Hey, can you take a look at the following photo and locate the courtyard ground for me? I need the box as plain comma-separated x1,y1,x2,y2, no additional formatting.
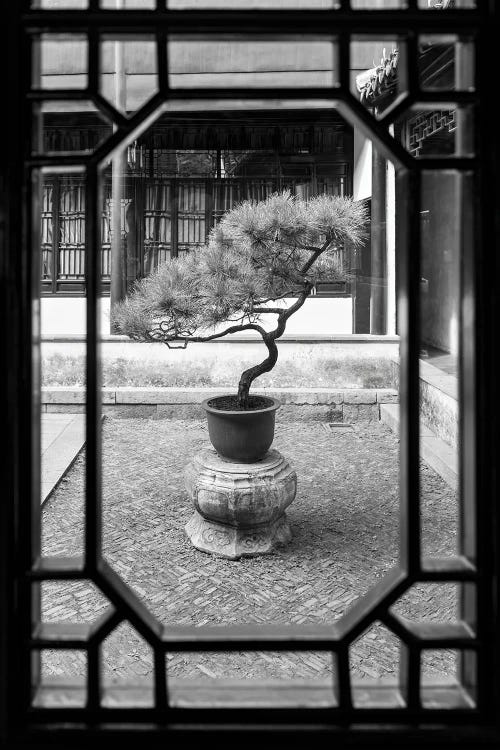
40,416,459,696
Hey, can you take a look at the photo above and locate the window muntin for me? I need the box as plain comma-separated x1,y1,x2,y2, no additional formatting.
11,0,491,740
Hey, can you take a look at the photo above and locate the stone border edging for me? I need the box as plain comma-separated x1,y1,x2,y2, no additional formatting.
41,414,86,505
418,360,458,401
41,386,399,422
42,386,399,405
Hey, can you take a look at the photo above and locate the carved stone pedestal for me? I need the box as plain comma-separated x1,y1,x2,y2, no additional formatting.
184,448,297,559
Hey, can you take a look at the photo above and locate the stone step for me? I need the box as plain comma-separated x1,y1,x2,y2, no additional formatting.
419,360,458,450
380,403,458,490
391,358,458,449
41,414,85,504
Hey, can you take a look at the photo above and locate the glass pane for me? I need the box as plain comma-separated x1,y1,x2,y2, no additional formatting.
34,651,87,708
421,650,476,709
40,580,109,623
419,171,470,562
101,0,156,6
399,105,474,158
167,37,337,88
165,652,336,708
351,0,407,7
419,35,475,91
392,583,459,622
100,36,158,117
167,0,338,7
34,0,88,6
418,0,476,8
351,38,406,119
101,623,155,706
350,622,403,708
35,167,87,552
33,34,88,90
33,101,113,156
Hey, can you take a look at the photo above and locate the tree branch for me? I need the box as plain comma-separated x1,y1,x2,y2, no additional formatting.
253,290,294,305
296,243,325,254
300,237,333,276
158,321,267,345
237,281,315,405
268,282,314,341
251,306,286,315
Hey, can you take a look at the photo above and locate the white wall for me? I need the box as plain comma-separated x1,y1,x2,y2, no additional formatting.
353,131,372,202
41,296,353,338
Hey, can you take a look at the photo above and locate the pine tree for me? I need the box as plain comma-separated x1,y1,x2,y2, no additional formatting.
113,191,368,408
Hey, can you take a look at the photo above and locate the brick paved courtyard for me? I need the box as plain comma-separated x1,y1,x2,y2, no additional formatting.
41,417,459,692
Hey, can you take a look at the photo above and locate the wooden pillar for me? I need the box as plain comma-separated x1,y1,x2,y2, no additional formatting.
110,13,126,328
125,200,137,292
370,146,387,334
110,154,126,309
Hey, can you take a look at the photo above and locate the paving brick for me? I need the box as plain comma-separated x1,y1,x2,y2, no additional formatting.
327,407,344,422
343,404,380,422
156,404,204,419
41,418,458,686
102,405,156,418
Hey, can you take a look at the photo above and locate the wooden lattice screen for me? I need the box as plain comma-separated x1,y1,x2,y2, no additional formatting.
1,1,499,747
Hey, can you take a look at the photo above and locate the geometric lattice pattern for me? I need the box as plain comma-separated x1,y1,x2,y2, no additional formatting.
26,0,480,726
407,110,456,156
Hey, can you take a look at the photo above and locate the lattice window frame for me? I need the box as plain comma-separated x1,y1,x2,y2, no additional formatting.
1,1,498,747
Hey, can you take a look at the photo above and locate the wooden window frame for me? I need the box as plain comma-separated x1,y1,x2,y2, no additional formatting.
1,2,499,747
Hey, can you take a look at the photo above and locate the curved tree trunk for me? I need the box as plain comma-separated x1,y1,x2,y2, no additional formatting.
237,335,278,408
236,284,314,408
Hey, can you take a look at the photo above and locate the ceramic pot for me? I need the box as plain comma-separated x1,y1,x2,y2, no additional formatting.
201,396,280,463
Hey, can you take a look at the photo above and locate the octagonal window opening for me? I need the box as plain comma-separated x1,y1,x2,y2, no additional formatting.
23,7,483,727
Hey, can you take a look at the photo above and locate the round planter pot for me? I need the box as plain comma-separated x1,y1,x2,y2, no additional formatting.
201,395,280,463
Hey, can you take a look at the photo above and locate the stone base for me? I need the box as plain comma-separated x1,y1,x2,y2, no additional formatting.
184,448,297,560
185,510,292,559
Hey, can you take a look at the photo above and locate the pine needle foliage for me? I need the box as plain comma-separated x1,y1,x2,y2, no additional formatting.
113,191,368,407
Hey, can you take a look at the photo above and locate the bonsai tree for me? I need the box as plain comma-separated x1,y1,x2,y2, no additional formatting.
113,191,368,408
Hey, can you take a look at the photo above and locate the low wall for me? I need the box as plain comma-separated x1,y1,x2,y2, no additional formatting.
41,386,399,422
41,336,400,390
